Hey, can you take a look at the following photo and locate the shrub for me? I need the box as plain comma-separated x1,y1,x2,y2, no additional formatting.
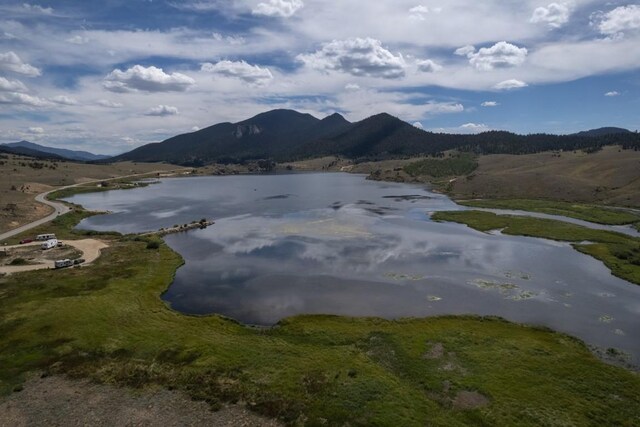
146,240,160,250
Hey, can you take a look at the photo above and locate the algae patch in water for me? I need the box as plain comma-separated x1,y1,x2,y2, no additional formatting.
469,279,540,301
384,272,425,281
599,315,614,323
504,270,532,280
507,290,539,301
469,279,519,293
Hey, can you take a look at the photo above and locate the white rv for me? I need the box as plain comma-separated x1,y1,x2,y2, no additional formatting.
36,233,56,241
54,259,73,269
41,239,58,250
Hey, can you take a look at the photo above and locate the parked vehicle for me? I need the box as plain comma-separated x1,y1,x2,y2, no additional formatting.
19,239,33,244
41,239,58,250
54,259,73,269
36,234,56,241
73,258,85,265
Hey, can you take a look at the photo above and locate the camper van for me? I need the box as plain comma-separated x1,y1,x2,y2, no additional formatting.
36,234,56,241
54,259,73,269
41,239,58,250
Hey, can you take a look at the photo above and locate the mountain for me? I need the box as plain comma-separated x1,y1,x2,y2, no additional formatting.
0,144,65,160
3,141,109,161
113,109,640,165
573,127,632,137
111,109,353,165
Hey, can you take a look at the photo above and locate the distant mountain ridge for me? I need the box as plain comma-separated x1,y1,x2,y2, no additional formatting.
573,127,632,137
111,109,640,165
3,141,109,161
0,143,65,160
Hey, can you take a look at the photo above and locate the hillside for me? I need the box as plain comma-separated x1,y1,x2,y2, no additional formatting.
0,153,179,234
574,127,632,137
112,109,640,166
3,141,109,161
450,146,640,206
0,144,65,160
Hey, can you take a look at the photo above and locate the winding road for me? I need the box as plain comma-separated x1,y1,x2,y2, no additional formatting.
0,169,188,243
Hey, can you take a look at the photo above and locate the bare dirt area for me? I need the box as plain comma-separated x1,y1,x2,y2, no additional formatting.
450,146,640,206
0,154,179,233
0,239,108,275
452,391,490,410
0,376,282,427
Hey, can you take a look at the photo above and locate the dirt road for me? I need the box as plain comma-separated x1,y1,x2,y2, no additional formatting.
0,169,189,243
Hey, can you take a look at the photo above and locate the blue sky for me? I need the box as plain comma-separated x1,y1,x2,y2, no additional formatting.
0,0,639,154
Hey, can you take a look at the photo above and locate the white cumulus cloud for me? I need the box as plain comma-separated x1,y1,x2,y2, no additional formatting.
96,99,123,108
454,45,476,56
430,123,491,134
103,65,195,93
201,60,273,85
145,105,180,116
212,32,245,45
28,126,44,134
252,0,303,17
417,59,442,73
481,101,499,107
412,121,424,129
530,3,570,28
0,76,28,92
66,35,89,45
460,123,489,132
0,51,41,77
409,5,430,20
464,41,528,71
595,5,640,37
494,79,528,90
22,3,53,14
604,91,620,97
51,95,78,105
0,92,49,107
297,37,406,79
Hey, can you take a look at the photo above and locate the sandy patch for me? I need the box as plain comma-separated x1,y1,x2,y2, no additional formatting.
0,376,282,427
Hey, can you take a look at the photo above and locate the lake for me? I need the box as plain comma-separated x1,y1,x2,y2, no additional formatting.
65,173,640,365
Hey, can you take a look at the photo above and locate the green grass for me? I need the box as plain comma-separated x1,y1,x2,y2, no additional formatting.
458,199,640,227
1,212,640,425
404,153,478,178
4,208,119,246
432,210,640,285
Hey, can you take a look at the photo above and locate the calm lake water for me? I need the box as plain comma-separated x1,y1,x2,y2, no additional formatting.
66,173,640,364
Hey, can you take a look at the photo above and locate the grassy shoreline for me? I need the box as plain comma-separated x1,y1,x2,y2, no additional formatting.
457,198,640,228
432,210,640,286
1,204,640,424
